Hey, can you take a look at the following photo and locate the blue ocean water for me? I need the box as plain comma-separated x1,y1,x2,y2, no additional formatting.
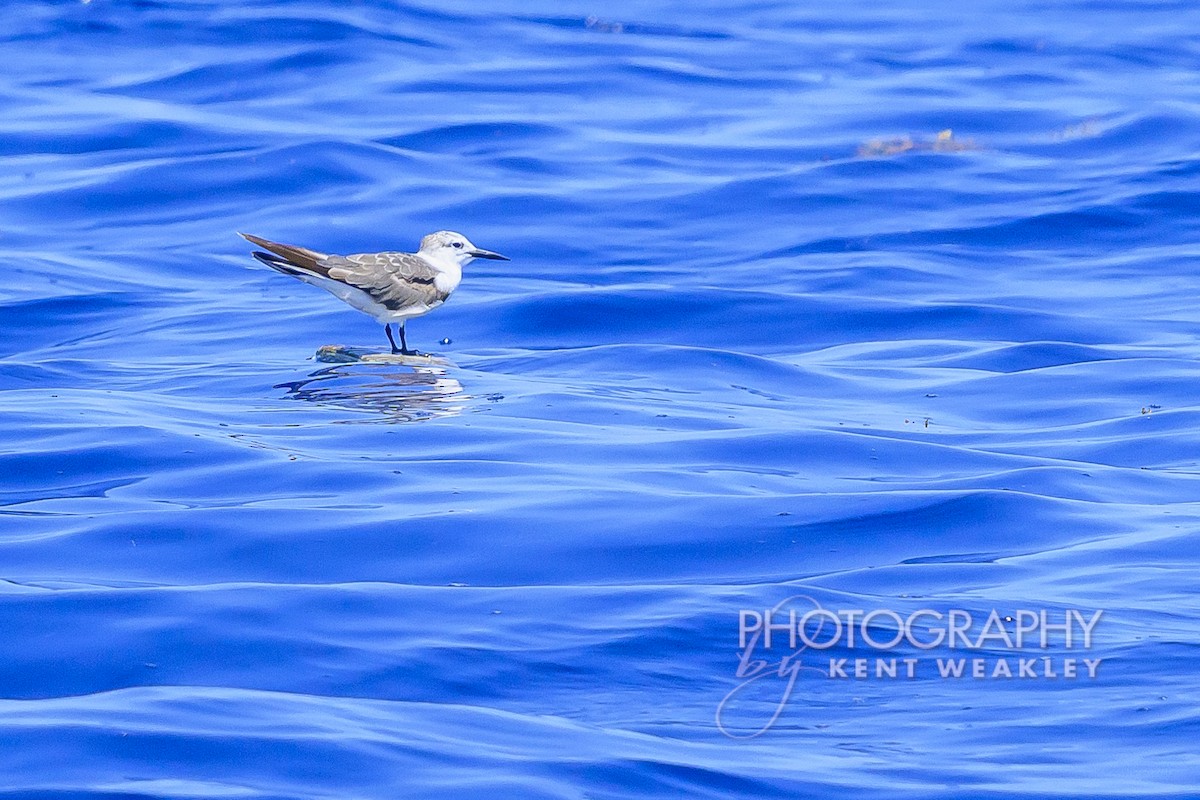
3,0,1200,796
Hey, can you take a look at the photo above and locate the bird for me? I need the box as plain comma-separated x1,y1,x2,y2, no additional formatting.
239,231,508,356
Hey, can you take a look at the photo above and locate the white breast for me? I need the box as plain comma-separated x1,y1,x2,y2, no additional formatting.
433,262,462,294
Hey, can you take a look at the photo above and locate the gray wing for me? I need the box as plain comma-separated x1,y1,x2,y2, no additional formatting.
321,251,448,309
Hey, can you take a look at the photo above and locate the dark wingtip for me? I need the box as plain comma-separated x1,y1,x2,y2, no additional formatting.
251,250,292,270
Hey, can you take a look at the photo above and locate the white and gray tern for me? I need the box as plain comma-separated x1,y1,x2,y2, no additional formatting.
239,231,509,355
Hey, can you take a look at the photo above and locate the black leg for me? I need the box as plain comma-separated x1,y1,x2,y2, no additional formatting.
397,322,419,356
383,322,420,356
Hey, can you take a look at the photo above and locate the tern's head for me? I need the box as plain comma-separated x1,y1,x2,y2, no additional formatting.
418,231,509,265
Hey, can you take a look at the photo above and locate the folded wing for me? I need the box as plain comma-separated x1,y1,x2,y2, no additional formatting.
240,233,447,312
328,252,448,310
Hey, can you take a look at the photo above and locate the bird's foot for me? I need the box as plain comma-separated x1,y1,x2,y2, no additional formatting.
391,347,424,357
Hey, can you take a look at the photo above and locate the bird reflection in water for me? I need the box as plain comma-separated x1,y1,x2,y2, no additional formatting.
275,346,468,422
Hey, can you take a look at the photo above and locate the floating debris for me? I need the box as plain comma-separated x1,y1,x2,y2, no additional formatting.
315,344,448,367
585,16,625,33
315,345,359,364
1051,118,1102,142
857,128,978,157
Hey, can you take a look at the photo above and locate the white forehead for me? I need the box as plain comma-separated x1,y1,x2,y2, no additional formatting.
420,230,471,250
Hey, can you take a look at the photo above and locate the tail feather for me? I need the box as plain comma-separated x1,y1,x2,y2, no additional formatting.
239,232,329,275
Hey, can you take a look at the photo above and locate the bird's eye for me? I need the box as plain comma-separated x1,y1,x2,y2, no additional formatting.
451,242,463,249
